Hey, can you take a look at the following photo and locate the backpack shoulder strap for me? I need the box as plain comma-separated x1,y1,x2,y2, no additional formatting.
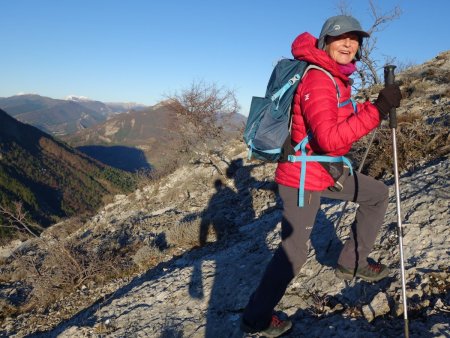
302,65,340,102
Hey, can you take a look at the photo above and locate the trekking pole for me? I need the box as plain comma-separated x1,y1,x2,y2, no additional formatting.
384,64,409,338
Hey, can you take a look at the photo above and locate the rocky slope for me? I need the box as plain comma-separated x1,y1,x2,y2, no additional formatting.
1,137,448,337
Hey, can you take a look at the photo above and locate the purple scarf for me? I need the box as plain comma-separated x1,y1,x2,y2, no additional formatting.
338,62,357,76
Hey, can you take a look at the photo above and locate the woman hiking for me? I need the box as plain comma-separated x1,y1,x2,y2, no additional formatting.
240,15,402,337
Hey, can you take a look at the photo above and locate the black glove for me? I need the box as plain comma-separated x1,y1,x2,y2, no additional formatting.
374,84,402,119
278,134,296,162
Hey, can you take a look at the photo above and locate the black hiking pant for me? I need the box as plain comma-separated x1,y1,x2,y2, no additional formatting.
242,172,389,330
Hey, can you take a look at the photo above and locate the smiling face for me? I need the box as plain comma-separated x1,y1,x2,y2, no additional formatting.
324,32,360,65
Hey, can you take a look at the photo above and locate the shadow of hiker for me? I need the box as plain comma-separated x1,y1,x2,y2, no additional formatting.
199,179,239,246
188,178,240,299
30,159,280,338
187,159,280,337
226,158,276,224
226,158,257,222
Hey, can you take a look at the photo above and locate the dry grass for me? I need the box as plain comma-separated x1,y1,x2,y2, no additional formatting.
166,219,204,249
305,289,331,317
2,237,118,312
132,243,166,270
400,59,450,100
0,231,143,320
351,111,449,178
166,214,226,249
405,81,432,99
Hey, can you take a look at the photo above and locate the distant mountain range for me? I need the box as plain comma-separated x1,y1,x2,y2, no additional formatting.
64,103,180,172
0,94,148,136
0,108,136,228
0,94,246,173
63,102,246,172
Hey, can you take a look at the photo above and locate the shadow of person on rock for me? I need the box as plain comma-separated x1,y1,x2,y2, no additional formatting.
187,159,280,337
199,179,238,246
226,158,276,225
188,178,239,300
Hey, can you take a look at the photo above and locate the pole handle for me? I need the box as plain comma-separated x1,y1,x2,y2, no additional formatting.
384,65,397,128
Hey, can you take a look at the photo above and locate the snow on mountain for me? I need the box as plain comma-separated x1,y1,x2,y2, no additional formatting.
65,95,92,102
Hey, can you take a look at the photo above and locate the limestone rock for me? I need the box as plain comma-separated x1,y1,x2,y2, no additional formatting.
362,292,391,322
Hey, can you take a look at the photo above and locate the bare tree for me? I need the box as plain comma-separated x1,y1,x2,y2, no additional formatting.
335,0,352,15
336,0,402,96
0,201,41,237
164,81,240,153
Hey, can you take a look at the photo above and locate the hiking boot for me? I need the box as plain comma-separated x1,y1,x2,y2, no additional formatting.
240,314,292,337
335,262,390,282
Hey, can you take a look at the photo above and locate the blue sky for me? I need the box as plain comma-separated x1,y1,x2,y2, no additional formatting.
1,0,449,115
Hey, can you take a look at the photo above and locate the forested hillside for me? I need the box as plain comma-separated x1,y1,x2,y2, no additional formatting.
0,109,136,234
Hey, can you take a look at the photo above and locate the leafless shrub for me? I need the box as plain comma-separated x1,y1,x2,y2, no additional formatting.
394,60,417,74
305,289,330,317
41,216,87,241
351,112,449,178
438,70,450,85
164,81,240,153
429,272,450,295
0,202,42,238
0,218,135,316
166,220,202,249
9,236,118,311
442,87,450,99
135,168,157,188
426,67,450,84
93,321,117,335
418,68,450,86
398,63,450,100
0,298,20,319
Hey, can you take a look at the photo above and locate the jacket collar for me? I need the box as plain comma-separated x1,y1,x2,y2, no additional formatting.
291,32,351,83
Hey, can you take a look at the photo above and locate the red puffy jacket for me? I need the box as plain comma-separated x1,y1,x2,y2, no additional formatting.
275,32,380,190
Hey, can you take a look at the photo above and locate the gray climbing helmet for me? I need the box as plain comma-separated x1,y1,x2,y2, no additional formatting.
318,15,370,60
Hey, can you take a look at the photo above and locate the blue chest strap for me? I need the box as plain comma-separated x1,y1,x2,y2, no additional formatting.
287,135,353,207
